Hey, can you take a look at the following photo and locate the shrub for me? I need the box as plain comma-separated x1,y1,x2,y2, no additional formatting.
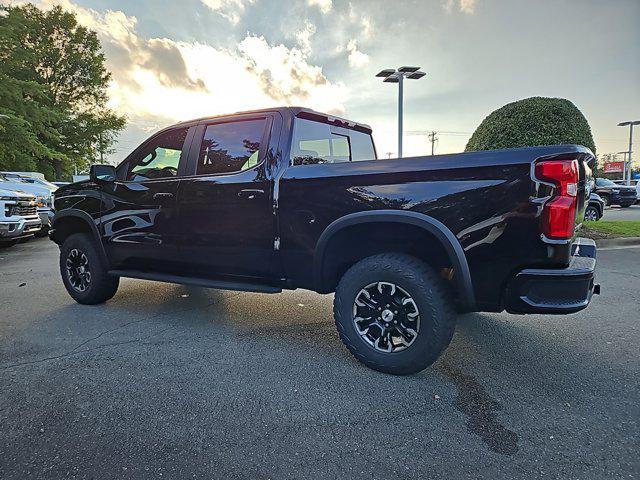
465,97,596,153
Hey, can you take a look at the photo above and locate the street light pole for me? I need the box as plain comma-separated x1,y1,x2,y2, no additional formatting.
618,120,640,185
398,75,403,158
376,66,426,158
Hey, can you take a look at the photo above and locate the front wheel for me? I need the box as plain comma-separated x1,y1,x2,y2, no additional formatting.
60,233,119,305
334,253,456,375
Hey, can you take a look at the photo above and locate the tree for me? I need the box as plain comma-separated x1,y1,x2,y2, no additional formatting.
0,3,125,179
465,97,596,154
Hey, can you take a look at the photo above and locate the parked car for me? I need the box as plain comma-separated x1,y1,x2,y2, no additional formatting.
50,107,599,375
593,177,636,207
0,188,41,247
584,193,605,221
0,173,55,233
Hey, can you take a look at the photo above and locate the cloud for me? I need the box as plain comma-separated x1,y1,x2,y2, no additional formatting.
346,39,369,68
30,0,347,124
443,0,478,15
348,2,373,38
239,35,345,111
35,0,205,93
308,0,332,14
459,0,477,14
295,20,316,55
200,0,255,25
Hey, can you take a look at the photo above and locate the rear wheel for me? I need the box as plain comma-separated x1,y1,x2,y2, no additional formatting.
334,253,456,375
60,233,119,304
601,195,611,207
584,206,600,221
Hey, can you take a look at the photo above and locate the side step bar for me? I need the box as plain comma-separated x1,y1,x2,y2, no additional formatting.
108,270,282,294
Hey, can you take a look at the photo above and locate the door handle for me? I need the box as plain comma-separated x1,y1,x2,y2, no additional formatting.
153,192,174,205
153,192,174,199
238,189,265,200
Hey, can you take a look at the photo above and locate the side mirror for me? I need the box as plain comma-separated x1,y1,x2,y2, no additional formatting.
89,164,117,182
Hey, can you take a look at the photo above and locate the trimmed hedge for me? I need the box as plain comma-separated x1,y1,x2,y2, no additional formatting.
465,97,596,153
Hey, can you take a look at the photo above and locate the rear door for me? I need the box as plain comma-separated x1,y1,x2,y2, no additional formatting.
176,113,280,280
102,125,195,272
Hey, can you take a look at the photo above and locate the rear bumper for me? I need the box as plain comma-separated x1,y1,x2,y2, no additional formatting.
504,238,599,314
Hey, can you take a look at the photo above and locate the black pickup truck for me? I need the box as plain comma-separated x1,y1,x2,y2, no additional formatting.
51,107,599,374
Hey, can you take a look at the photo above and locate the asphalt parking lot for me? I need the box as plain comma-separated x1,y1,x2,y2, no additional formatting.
603,203,640,221
1,238,638,480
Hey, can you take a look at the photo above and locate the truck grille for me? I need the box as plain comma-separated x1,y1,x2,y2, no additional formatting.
9,203,37,217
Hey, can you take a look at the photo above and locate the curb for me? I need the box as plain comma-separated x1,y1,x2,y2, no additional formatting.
595,237,640,248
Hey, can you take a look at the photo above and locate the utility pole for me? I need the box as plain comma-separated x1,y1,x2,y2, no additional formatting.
618,120,640,185
427,131,438,155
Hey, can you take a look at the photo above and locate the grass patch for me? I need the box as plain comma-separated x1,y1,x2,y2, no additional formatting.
583,220,640,238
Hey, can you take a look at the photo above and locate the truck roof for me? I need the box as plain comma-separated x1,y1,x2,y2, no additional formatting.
177,106,373,134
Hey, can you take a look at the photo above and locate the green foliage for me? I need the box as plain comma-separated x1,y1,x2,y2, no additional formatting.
584,221,640,238
0,3,125,180
465,97,596,154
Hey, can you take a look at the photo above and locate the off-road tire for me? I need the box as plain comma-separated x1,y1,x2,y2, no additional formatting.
334,253,456,375
60,233,119,305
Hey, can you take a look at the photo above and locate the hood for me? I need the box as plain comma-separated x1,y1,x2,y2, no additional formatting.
0,179,51,197
0,188,36,201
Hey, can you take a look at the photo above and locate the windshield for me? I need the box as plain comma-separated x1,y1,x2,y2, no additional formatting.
21,177,57,189
596,178,617,187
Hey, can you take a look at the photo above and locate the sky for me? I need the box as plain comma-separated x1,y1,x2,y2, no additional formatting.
20,0,640,164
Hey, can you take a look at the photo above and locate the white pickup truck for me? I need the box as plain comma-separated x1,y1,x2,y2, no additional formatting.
0,188,41,248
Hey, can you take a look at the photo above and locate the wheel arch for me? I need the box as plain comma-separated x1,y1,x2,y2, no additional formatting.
313,210,476,311
50,210,107,260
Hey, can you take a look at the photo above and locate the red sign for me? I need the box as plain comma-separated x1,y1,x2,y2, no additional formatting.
604,161,624,173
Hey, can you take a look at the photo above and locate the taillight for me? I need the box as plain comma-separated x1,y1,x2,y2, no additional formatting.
535,159,579,240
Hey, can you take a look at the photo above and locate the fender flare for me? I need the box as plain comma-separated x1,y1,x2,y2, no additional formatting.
313,210,476,311
51,209,108,260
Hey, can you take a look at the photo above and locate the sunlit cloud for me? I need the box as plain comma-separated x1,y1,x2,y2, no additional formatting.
347,2,373,38
346,39,369,68
30,0,347,127
200,0,255,24
308,0,332,14
443,0,478,15
295,20,316,55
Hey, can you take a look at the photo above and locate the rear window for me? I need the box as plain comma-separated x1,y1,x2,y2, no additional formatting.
290,118,375,166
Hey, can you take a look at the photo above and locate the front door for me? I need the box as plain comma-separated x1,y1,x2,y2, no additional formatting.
102,125,194,273
177,116,277,280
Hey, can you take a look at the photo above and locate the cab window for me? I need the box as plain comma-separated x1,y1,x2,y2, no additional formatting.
196,119,267,175
126,127,189,181
290,118,375,165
